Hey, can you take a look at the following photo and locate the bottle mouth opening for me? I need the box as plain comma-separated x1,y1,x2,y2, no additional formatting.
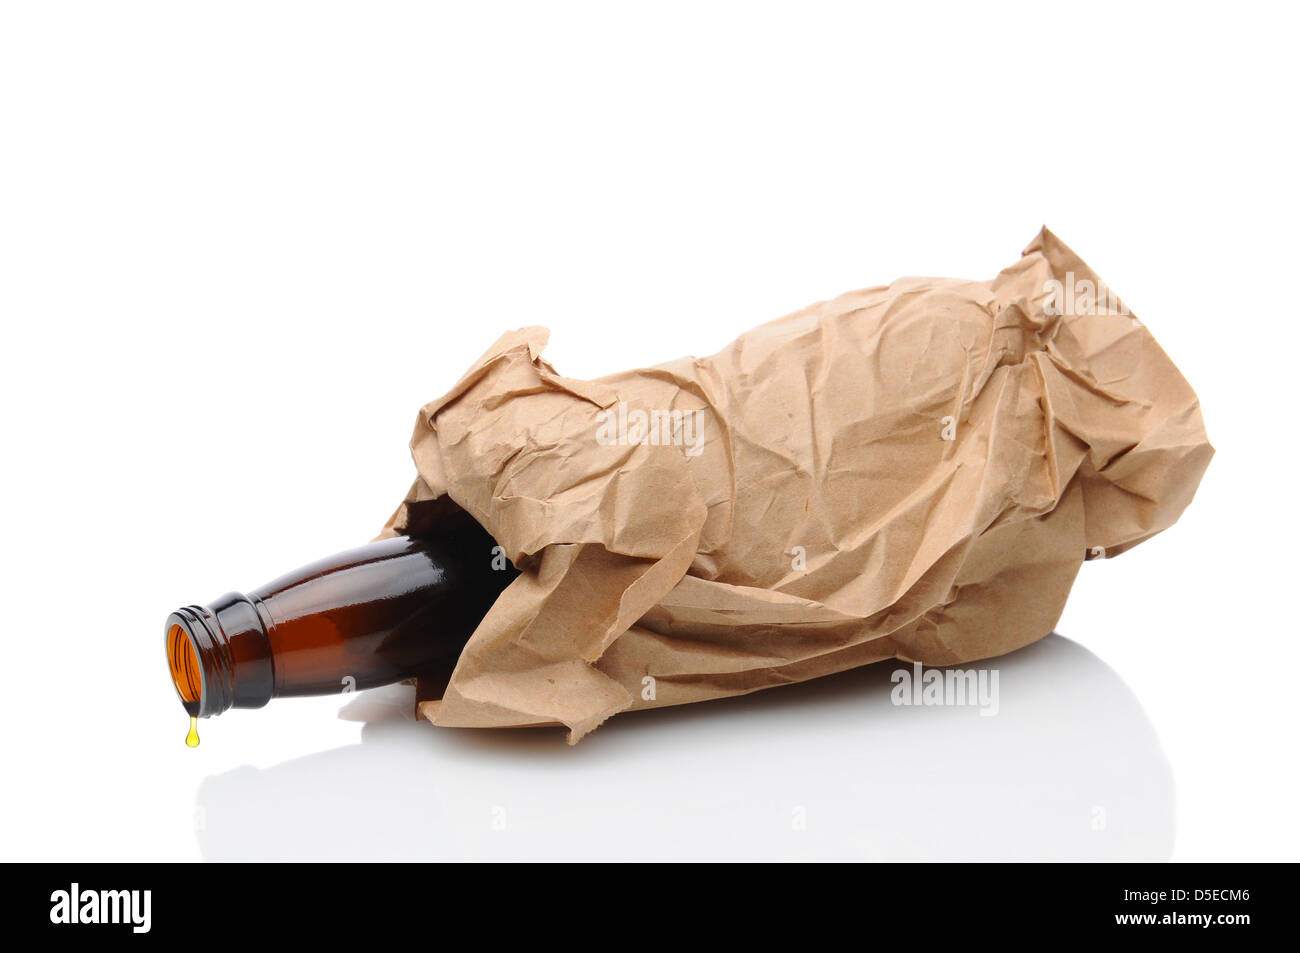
167,622,202,715
166,599,270,717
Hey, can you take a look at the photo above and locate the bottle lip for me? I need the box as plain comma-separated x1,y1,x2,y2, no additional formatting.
165,594,274,717
165,607,233,717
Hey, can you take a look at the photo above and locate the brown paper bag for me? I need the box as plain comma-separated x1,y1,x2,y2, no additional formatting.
381,227,1212,743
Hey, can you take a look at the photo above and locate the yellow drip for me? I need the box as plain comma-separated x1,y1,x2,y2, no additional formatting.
185,715,200,748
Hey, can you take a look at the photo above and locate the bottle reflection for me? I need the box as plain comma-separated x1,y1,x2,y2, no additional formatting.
195,634,1175,861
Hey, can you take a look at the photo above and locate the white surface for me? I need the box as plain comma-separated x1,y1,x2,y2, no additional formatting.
0,1,1295,861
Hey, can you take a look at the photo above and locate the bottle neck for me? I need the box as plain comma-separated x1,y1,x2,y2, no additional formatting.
166,593,275,717
164,529,518,719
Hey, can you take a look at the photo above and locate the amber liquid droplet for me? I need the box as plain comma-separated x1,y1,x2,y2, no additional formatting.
185,715,200,748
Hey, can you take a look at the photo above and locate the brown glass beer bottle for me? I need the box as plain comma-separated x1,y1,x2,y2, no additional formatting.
164,517,516,732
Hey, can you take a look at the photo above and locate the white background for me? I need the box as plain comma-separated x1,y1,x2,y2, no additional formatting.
1,1,1296,861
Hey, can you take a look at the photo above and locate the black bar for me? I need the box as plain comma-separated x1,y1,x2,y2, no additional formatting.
7,862,1282,940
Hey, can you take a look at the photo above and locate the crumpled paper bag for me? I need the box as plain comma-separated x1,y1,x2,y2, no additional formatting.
381,227,1212,743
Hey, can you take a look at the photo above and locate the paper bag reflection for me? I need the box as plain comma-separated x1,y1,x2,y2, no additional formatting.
195,634,1173,860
